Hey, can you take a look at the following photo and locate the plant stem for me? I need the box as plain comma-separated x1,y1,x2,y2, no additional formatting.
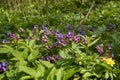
46,0,49,26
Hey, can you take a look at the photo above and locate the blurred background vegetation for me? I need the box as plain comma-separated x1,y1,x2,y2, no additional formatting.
0,0,120,76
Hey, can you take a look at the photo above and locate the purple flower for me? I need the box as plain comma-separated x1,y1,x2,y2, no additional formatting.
34,25,38,29
67,24,73,31
52,42,57,48
82,38,86,44
106,44,112,50
46,56,51,61
57,55,62,60
97,44,104,54
74,35,80,42
7,32,11,37
40,57,46,61
42,25,48,35
32,25,38,35
67,31,74,38
28,36,32,40
18,28,24,32
2,39,10,44
56,30,60,36
58,40,67,46
90,26,94,32
81,31,86,36
42,35,48,44
50,30,54,35
108,23,116,29
0,62,8,73
51,55,57,61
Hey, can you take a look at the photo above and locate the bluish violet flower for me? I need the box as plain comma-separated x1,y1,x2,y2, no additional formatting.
57,55,62,60
2,39,10,44
90,26,94,32
7,32,11,37
42,35,48,44
67,24,73,31
34,25,38,29
50,30,54,35
46,45,51,50
58,40,67,46
40,57,46,61
52,42,57,48
56,30,60,36
97,44,104,54
51,55,57,61
0,62,8,73
106,44,112,50
67,31,74,42
18,27,24,32
74,35,80,42
32,25,38,35
81,31,86,36
108,23,116,29
28,36,32,40
46,56,51,62
42,25,48,35
82,38,86,44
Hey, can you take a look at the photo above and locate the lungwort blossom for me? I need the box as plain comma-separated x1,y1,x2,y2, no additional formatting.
97,44,104,54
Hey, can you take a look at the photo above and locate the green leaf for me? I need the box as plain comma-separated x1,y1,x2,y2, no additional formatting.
105,71,109,79
55,68,64,80
28,48,40,62
63,67,81,80
83,72,92,78
41,61,54,68
22,48,29,59
20,76,32,80
29,40,35,48
18,66,39,78
88,37,101,47
46,67,56,80
59,50,67,58
37,63,45,77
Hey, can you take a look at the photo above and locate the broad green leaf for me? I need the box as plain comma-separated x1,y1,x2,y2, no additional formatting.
22,48,29,59
29,39,35,48
63,67,81,80
46,67,56,80
37,63,45,77
83,72,92,78
59,50,67,58
41,61,54,68
55,68,64,80
18,66,39,78
20,76,32,80
28,49,40,62
105,71,109,79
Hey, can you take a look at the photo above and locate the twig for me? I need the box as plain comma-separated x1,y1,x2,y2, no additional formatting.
79,0,95,25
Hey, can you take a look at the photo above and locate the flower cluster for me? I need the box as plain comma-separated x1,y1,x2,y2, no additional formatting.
0,62,8,73
40,55,62,62
7,32,20,40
